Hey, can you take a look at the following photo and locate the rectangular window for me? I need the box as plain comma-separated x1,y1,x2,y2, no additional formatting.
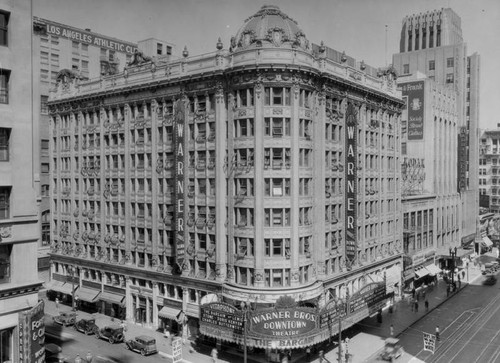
0,70,10,104
446,73,454,84
447,57,454,68
157,43,162,55
41,163,49,173
41,95,49,114
0,11,9,46
0,128,9,161
428,60,435,71
403,64,409,74
0,187,10,219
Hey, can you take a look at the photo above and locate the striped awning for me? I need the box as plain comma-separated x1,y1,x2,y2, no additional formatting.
158,306,181,320
99,291,125,306
46,281,75,295
75,287,100,303
425,264,441,276
414,267,430,279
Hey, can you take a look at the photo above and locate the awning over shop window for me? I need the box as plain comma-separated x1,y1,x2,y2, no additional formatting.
99,291,125,306
75,287,100,303
46,281,75,295
425,264,441,276
482,236,493,247
414,267,430,279
158,306,181,320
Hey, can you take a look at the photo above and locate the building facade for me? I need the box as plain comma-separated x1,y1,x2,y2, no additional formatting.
32,17,175,280
398,74,460,288
479,130,500,214
48,5,404,350
0,0,44,362
393,8,480,247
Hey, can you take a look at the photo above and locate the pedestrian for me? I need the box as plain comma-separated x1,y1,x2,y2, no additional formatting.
458,275,462,289
415,301,419,312
85,351,93,363
120,320,127,332
446,285,450,297
412,287,416,299
211,348,218,363
425,299,429,312
306,347,311,362
74,354,82,363
423,289,427,300
436,325,440,341
410,299,414,312
55,297,60,309
390,324,394,336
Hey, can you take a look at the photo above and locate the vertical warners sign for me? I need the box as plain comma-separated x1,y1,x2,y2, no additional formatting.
402,81,425,140
345,103,357,266
174,99,186,269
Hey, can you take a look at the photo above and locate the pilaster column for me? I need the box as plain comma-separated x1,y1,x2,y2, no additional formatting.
152,282,159,328
125,277,133,321
253,78,264,287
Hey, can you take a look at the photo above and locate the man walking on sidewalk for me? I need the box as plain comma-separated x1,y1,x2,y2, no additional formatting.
436,325,440,341
425,300,429,312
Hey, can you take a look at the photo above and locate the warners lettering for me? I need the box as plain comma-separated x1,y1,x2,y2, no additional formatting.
344,103,358,265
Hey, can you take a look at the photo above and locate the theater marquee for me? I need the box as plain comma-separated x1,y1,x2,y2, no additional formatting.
199,288,390,349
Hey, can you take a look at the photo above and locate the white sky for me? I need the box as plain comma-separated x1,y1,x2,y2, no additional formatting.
34,0,500,129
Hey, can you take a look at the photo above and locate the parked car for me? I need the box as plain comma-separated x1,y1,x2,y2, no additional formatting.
125,335,158,356
94,325,124,344
74,318,97,335
53,312,77,327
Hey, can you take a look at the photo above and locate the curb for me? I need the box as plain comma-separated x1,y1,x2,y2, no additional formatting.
396,274,482,338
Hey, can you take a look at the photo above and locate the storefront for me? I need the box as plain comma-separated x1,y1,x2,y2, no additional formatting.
46,280,76,305
158,302,184,335
99,290,125,319
74,286,100,314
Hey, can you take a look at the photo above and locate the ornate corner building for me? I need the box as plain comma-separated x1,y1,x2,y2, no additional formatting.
48,5,404,344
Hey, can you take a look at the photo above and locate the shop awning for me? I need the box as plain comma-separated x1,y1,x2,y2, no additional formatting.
425,264,441,276
482,236,493,247
99,291,125,305
414,267,430,279
158,306,181,320
46,281,75,295
75,287,100,303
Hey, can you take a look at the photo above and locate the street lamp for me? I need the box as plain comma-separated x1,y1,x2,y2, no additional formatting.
240,302,248,363
69,266,76,311
449,247,457,286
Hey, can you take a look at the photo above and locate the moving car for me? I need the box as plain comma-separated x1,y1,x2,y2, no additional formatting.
53,312,77,327
125,335,158,356
380,337,403,361
483,275,497,286
74,318,97,335
94,325,125,344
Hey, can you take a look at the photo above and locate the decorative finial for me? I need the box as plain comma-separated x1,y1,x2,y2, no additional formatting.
216,37,223,50
360,60,366,71
319,41,325,54
182,46,189,58
341,51,347,63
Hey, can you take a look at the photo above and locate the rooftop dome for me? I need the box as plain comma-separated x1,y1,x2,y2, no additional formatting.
230,5,310,52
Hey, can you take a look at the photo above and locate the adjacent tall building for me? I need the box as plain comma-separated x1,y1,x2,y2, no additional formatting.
479,129,500,214
393,8,480,247
48,5,404,352
32,17,174,280
393,8,480,287
0,1,44,362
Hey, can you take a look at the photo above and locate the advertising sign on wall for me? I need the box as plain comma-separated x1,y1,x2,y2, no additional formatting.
402,81,425,140
19,300,45,363
457,127,468,192
345,102,358,266
199,302,244,341
40,19,137,55
173,99,187,270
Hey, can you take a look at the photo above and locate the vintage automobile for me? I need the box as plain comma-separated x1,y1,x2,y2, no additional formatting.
483,275,497,286
53,312,77,327
94,325,125,344
74,318,97,335
125,335,158,356
380,337,404,361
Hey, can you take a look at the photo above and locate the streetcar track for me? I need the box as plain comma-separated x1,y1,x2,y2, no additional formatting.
432,292,500,362
474,328,500,363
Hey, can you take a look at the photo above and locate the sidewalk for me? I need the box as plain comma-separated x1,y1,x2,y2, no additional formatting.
42,290,273,363
316,265,484,363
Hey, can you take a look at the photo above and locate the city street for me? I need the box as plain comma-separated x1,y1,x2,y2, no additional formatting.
364,272,500,362
45,317,168,363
